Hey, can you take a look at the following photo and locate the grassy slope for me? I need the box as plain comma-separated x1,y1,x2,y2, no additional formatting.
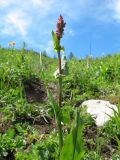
0,48,120,159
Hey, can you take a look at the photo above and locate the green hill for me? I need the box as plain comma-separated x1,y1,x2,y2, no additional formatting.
0,48,120,159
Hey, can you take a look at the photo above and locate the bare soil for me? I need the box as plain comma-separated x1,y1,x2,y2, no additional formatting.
24,79,47,103
24,79,58,103
84,124,117,159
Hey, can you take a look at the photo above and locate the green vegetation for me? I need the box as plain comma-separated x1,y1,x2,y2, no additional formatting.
0,46,120,159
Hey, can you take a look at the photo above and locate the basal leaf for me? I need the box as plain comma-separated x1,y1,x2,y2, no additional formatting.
60,110,85,160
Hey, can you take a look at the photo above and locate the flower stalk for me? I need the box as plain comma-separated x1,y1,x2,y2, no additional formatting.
57,48,63,151
52,15,66,152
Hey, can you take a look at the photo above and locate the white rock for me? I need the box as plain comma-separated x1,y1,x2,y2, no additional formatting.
81,100,117,126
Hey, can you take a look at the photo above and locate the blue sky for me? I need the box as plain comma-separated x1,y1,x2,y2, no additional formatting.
1,0,120,58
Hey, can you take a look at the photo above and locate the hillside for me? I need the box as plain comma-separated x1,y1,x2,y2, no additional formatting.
0,48,120,159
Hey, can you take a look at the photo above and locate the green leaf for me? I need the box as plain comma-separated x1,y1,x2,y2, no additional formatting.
61,106,72,124
60,110,85,160
61,111,70,124
51,31,59,52
51,31,64,53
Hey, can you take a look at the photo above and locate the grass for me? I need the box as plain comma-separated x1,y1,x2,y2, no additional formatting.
0,47,120,159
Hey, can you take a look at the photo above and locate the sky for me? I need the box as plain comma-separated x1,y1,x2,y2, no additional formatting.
1,0,120,58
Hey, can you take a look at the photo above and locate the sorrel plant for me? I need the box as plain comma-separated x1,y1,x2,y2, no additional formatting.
51,15,66,151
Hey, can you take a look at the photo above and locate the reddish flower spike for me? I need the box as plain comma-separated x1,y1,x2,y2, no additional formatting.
56,15,66,40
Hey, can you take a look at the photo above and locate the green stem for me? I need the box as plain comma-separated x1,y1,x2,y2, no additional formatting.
57,111,63,151
72,111,79,160
58,51,62,107
57,49,63,151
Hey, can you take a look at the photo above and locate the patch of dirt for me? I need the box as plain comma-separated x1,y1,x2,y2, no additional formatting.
24,80,58,103
84,124,118,159
24,79,47,103
84,124,97,150
84,125,97,140
16,113,55,134
101,144,115,160
34,118,55,134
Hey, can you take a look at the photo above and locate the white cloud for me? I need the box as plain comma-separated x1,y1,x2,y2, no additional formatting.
92,0,120,23
1,10,30,37
111,0,120,22
1,0,120,51
0,0,12,6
